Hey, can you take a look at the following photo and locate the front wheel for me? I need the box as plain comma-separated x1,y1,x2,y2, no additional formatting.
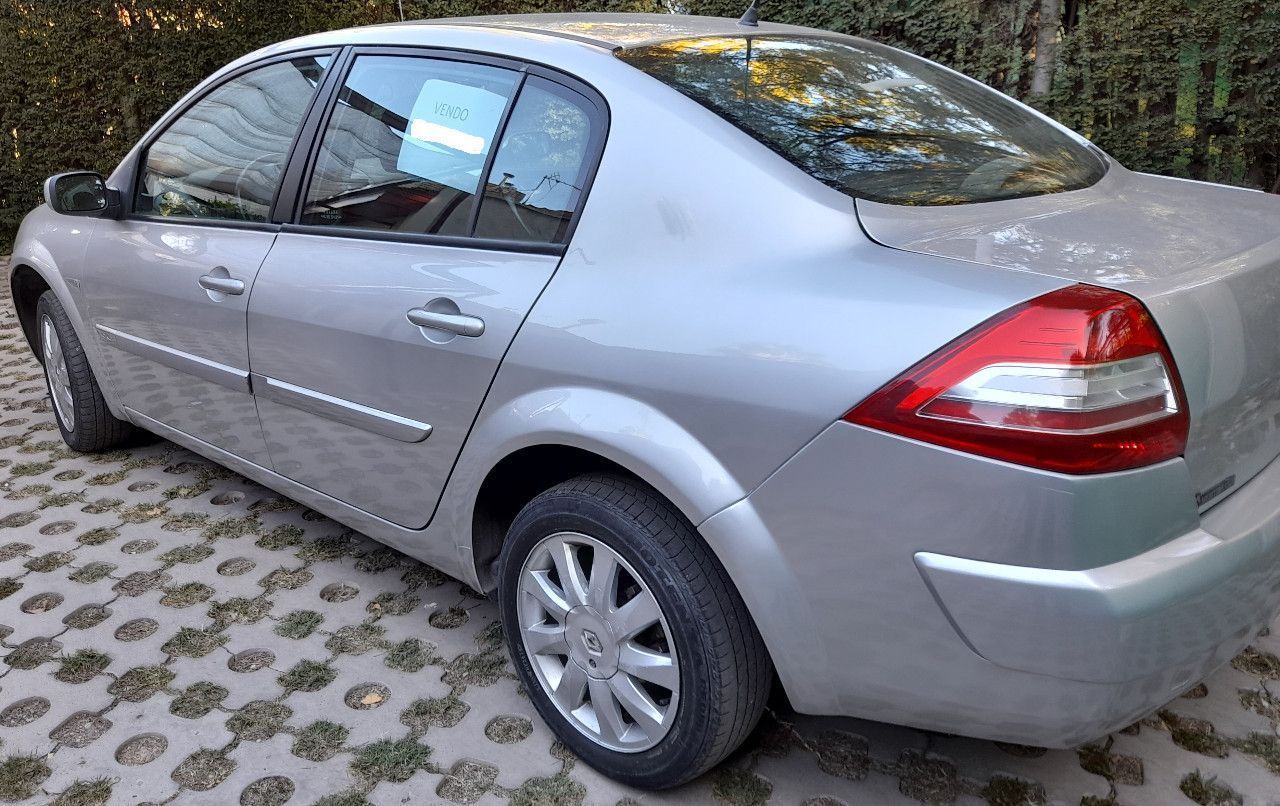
498,474,770,789
35,290,134,452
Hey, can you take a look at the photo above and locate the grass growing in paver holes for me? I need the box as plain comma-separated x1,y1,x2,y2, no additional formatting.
1228,732,1280,773
0,754,52,801
350,738,432,783
162,627,228,658
274,609,324,639
54,650,110,683
160,582,215,607
226,701,292,742
278,659,337,693
50,778,112,806
1180,770,1243,805
384,637,436,672
400,694,469,733
109,665,174,702
170,681,229,719
293,721,350,761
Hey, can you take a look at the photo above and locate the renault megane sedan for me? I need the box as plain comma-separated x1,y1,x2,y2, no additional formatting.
10,12,1280,789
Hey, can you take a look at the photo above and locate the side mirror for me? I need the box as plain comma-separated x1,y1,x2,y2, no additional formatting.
43,172,122,219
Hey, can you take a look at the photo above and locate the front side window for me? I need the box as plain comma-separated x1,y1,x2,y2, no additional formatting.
137,55,330,221
618,36,1106,206
301,56,519,234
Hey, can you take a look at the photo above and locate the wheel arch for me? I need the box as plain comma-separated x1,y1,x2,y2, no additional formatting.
9,263,53,360
457,386,750,592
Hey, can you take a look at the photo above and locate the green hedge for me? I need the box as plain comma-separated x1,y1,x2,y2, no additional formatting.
2,1,1276,250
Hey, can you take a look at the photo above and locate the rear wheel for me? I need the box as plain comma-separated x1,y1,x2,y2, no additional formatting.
498,473,770,788
35,290,134,452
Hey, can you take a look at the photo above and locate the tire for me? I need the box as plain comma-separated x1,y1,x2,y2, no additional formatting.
498,473,771,789
35,290,134,452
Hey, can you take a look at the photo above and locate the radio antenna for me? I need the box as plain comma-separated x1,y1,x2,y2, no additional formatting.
739,0,760,27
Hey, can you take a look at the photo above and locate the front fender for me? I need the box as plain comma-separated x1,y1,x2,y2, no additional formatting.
8,207,123,418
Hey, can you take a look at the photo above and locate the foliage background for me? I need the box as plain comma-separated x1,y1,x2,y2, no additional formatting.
2,0,1277,249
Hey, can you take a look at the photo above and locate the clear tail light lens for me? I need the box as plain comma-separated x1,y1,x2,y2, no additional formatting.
844,284,1190,474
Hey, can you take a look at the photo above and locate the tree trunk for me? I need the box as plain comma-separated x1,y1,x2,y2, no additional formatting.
1031,0,1062,96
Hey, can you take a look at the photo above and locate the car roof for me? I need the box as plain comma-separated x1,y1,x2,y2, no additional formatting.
366,12,819,50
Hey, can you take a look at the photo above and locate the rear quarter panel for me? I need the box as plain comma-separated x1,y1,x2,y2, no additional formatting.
451,50,1070,544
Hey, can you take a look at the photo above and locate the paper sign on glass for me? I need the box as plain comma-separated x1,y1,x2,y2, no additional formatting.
396,79,506,191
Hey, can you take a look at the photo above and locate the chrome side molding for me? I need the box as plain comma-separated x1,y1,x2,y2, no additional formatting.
250,373,432,444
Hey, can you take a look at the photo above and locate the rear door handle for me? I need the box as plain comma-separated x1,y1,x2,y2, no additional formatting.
198,274,245,296
406,307,485,338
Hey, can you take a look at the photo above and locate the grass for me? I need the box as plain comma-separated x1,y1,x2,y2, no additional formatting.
367,591,420,617
158,543,215,565
109,665,175,702
171,749,235,792
350,738,432,784
208,595,272,625
259,567,312,591
256,524,304,550
293,721,350,761
278,660,337,693
1159,710,1231,757
273,610,323,639
50,778,112,806
442,652,508,687
0,577,21,600
170,681,229,719
54,650,111,683
1231,646,1280,679
23,551,73,572
325,623,387,656
400,694,469,733
239,775,294,806
200,516,261,540
1228,732,1280,773
75,527,118,546
160,582,215,608
162,627,228,658
384,638,436,672
68,562,115,583
226,701,293,742
0,754,52,801
510,774,589,806
118,502,169,523
1179,770,1243,805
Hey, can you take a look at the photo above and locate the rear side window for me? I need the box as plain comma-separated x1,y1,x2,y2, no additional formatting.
474,77,597,244
137,55,330,221
618,36,1107,206
300,56,520,235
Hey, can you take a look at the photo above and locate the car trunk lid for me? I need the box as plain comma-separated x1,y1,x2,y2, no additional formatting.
856,165,1280,511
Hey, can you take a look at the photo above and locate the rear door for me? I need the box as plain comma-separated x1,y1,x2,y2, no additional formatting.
84,52,334,465
248,50,605,528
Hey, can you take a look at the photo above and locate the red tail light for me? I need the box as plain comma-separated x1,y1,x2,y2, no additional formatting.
844,284,1190,474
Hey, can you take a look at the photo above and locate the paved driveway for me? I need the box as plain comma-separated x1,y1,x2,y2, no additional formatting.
1,262,1279,805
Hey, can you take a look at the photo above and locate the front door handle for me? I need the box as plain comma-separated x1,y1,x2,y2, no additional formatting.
406,307,485,338
198,274,245,296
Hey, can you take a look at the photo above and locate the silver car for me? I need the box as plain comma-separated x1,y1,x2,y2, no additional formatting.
9,11,1280,789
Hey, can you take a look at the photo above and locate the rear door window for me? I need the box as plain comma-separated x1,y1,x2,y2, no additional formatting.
300,56,519,235
473,77,598,244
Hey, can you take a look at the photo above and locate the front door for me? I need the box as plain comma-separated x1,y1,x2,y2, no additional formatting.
248,53,604,528
83,54,333,465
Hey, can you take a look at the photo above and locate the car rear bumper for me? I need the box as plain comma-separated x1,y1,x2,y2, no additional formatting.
699,421,1280,747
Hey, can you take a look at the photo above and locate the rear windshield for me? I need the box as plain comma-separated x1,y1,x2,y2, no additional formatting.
617,35,1107,206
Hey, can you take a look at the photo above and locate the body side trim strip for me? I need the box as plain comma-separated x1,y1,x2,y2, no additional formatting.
251,373,432,444
94,324,250,393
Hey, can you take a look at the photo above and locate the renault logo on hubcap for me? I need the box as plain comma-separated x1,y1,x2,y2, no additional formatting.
581,629,604,654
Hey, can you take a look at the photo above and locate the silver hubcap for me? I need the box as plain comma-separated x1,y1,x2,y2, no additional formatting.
40,315,74,432
517,532,680,752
